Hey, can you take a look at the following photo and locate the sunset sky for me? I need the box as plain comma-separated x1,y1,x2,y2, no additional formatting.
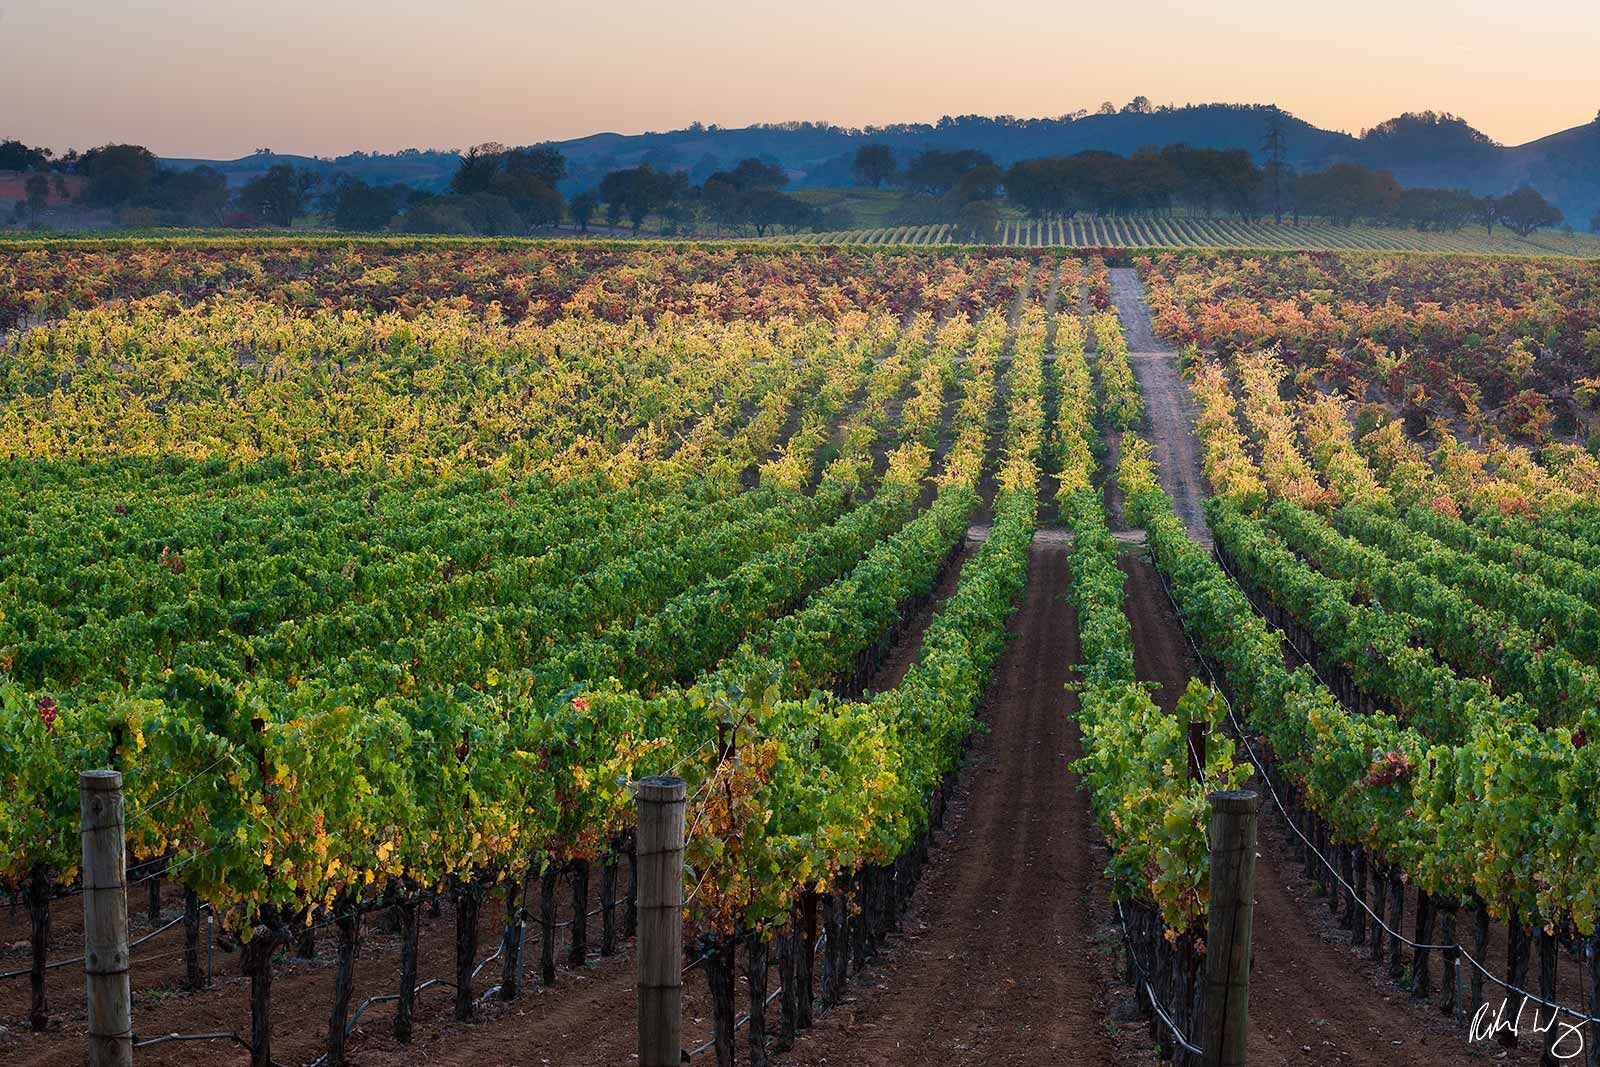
3,0,1596,158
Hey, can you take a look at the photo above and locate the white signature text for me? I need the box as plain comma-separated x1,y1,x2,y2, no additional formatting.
1469,996,1586,1060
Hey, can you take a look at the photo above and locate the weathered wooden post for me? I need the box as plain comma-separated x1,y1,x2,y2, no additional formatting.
80,770,132,1067
1201,789,1259,1067
636,775,686,1067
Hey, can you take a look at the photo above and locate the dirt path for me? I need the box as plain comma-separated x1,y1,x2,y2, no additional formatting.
1108,267,1210,543
773,539,1132,1067
1107,267,1162,353
1242,812,1492,1067
1118,555,1192,716
866,541,978,695
1118,550,1476,1067
1108,270,1506,1066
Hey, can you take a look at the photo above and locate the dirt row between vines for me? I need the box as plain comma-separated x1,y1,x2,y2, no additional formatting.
1110,264,1517,1066
1110,266,1209,544
770,538,1142,1067
1120,556,1476,1067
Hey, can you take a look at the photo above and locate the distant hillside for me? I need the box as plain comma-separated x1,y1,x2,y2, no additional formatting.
547,105,1353,189
159,105,1600,228
548,106,1600,226
158,149,461,191
1504,123,1600,230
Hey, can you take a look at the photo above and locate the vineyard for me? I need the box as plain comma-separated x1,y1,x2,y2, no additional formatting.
1126,248,1600,1065
776,218,1600,257
3,237,1600,1067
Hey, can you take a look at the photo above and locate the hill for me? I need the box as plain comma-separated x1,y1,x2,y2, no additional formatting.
158,148,461,191
157,105,1600,228
547,105,1353,189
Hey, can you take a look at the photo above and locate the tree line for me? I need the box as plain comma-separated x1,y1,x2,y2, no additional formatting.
0,139,574,233
851,142,1573,238
0,138,838,237
2,134,1582,238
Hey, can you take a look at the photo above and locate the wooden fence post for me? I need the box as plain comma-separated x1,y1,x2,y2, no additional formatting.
80,769,132,1067
636,775,686,1067
1202,789,1259,1067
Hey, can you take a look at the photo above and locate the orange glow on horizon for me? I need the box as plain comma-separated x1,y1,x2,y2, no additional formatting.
3,0,1596,157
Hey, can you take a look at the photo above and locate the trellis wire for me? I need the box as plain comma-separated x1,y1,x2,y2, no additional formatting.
0,872,195,980
1150,541,1600,1028
13,760,225,913
1208,549,1600,1018
123,753,232,828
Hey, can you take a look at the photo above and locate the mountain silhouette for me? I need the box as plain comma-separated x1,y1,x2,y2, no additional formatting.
161,105,1600,227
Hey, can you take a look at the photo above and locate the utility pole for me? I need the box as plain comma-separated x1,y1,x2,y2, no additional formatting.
1263,111,1289,226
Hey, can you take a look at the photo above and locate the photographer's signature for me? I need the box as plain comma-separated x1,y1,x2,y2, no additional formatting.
1469,996,1586,1059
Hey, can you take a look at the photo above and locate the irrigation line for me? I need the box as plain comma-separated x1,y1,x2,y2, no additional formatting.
685,984,785,1060
132,1029,287,1067
0,951,83,980
1109,896,1205,1057
470,942,502,981
128,906,203,952
303,939,514,1067
3,883,194,980
339,977,453,1039
682,932,829,1059
1150,538,1600,1027
309,974,464,1065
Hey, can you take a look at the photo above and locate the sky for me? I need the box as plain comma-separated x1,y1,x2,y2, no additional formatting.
2,0,1596,158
